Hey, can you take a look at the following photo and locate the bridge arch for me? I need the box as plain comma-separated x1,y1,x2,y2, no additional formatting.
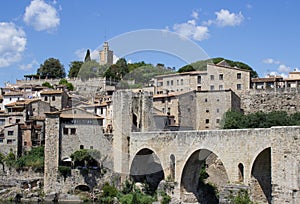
250,147,271,204
179,148,229,203
129,148,165,192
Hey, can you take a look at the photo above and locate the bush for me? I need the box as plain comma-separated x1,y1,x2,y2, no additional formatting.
42,82,53,89
229,189,253,204
58,166,71,178
160,191,171,204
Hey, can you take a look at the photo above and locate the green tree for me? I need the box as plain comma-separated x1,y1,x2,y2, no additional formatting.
42,81,53,89
59,79,74,91
68,61,83,78
37,58,66,79
5,151,16,168
222,110,245,129
178,65,196,73
116,58,129,78
104,58,129,81
70,149,101,167
78,60,103,80
84,49,91,62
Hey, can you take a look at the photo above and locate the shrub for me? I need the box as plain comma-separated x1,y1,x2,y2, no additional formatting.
58,166,71,178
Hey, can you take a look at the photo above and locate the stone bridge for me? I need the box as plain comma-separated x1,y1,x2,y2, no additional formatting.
128,127,300,203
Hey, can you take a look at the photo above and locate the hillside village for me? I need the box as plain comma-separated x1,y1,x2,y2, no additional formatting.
1,42,300,157
1,42,300,203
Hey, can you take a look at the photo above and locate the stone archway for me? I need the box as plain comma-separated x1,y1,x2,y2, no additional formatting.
250,147,271,203
75,184,90,192
130,148,164,193
180,149,229,203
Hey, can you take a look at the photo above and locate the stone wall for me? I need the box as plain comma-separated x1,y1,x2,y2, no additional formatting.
44,112,60,194
240,90,300,114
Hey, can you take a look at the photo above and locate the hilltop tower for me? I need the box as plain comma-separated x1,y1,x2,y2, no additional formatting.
99,42,113,65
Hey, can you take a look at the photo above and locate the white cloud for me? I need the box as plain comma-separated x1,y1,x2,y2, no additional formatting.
215,9,244,27
173,19,209,41
113,55,119,64
0,22,26,68
278,64,291,73
265,71,288,78
23,0,60,31
191,11,199,19
263,58,280,65
19,60,39,70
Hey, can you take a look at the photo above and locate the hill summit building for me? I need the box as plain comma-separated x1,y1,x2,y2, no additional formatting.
99,42,113,65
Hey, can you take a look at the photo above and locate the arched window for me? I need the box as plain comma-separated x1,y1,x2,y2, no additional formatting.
170,154,175,181
238,163,244,183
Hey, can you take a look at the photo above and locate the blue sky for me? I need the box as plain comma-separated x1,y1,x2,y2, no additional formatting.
0,0,299,85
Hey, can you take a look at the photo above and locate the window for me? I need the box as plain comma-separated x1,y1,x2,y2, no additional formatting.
70,128,76,135
63,128,68,135
219,74,223,80
0,119,5,125
80,145,84,149
197,76,201,84
52,96,55,101
216,108,220,113
171,80,173,86
45,96,48,101
8,131,14,136
205,119,209,124
9,97,12,101
216,119,220,123
210,75,214,80
206,110,209,113
7,139,15,144
237,84,242,90
177,80,179,85
90,146,93,149
210,85,215,91
219,85,223,90
167,81,170,86
181,79,183,85
0,139,3,143
237,73,241,79
204,98,208,102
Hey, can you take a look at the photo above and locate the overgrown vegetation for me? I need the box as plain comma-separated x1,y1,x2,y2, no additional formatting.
97,180,171,204
59,78,74,91
222,110,300,129
58,166,71,179
198,161,218,203
42,81,53,89
70,149,101,168
228,189,254,204
4,147,44,172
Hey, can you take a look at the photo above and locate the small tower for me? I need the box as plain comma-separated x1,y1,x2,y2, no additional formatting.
99,42,113,65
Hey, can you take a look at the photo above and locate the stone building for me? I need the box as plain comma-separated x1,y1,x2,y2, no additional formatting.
44,107,114,193
151,61,251,95
153,89,241,130
40,90,68,111
196,90,241,129
99,42,113,65
0,123,21,155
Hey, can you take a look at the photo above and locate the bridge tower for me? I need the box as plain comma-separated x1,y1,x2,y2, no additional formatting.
112,90,154,180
